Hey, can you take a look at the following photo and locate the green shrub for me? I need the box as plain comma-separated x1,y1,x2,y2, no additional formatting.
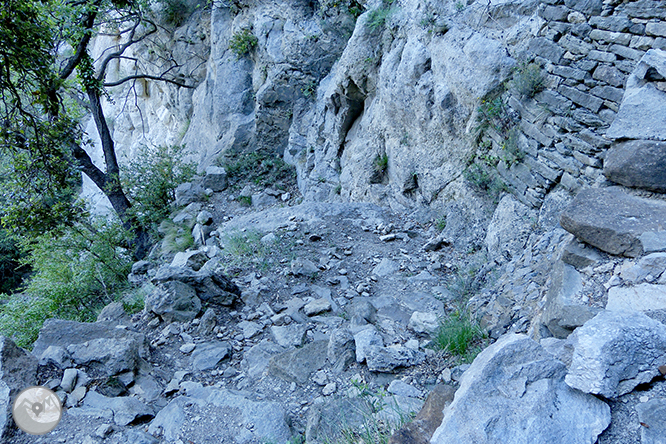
367,5,393,31
511,62,544,98
221,150,296,189
302,79,318,99
229,29,258,59
0,220,132,347
158,219,195,254
433,311,483,357
162,0,191,26
122,144,196,237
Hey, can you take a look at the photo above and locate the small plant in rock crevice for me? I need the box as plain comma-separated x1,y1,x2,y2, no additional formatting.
367,0,395,31
229,29,258,59
511,61,545,98
370,153,389,184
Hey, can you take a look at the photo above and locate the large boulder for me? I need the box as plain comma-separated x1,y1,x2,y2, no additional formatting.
565,310,666,398
32,320,147,376
0,337,38,438
560,187,666,257
152,258,241,306
430,334,610,444
604,140,666,192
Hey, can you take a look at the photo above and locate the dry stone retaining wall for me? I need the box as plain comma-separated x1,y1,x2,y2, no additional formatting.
491,0,666,208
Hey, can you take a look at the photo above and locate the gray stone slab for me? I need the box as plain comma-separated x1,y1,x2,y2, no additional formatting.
604,140,666,192
190,341,230,371
606,284,666,312
560,187,666,257
268,340,328,385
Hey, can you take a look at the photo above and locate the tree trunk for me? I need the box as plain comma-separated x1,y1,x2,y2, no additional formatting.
85,88,151,260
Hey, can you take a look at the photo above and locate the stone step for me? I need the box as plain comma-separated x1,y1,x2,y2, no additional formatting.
560,187,666,257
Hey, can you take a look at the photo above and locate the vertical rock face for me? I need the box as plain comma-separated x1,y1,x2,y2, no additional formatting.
430,334,610,444
181,0,354,167
287,0,538,209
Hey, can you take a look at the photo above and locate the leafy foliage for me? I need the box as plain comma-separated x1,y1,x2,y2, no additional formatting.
161,0,191,26
221,150,296,189
367,3,394,31
0,230,24,294
121,144,196,237
0,219,133,347
229,29,258,58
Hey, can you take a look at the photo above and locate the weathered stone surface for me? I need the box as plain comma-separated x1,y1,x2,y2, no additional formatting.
202,165,228,191
636,398,666,444
268,340,328,385
96,301,130,325
365,345,426,372
290,257,320,277
354,327,384,363
565,310,666,398
606,49,666,140
149,385,291,443
431,334,610,444
529,37,565,63
564,0,602,15
306,397,373,443
372,258,399,277
237,320,263,339
270,324,306,348
0,337,38,438
85,391,154,426
145,281,201,322
171,250,209,271
304,298,332,316
543,262,601,338
241,341,285,379
619,253,666,284
604,140,666,192
197,307,217,336
327,328,355,372
152,259,240,305
561,239,601,270
32,320,146,376
388,385,455,444
485,195,537,264
408,311,439,334
190,341,230,371
387,380,422,398
560,187,666,257
606,284,666,313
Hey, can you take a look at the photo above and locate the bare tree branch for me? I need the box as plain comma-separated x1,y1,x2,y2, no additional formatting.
104,74,193,88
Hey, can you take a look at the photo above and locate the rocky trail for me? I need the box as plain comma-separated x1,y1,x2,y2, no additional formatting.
4,181,489,444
